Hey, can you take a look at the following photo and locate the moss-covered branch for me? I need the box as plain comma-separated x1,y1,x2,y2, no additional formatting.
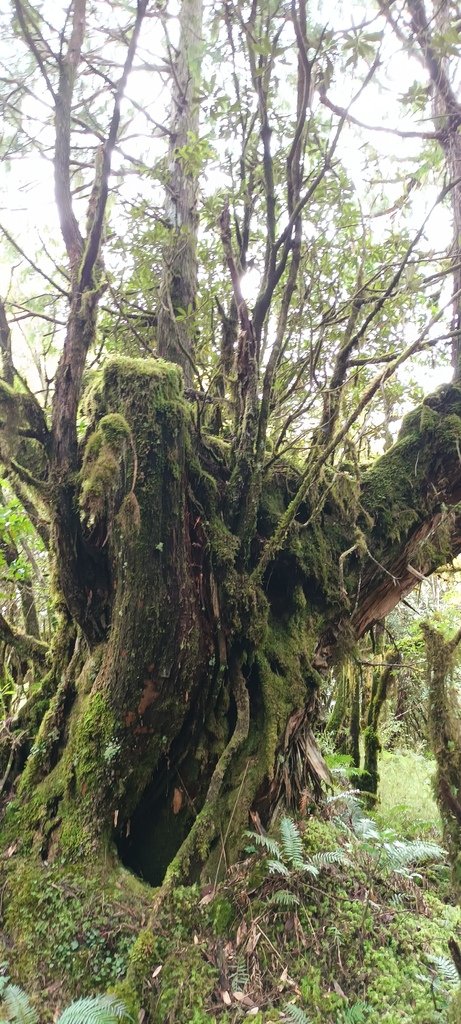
0,612,48,666
0,379,49,448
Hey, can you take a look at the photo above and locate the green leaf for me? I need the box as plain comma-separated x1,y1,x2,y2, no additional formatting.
57,995,132,1024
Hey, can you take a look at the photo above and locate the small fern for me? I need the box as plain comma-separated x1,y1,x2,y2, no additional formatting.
279,816,306,868
283,1002,312,1023
427,955,460,986
339,1000,371,1022
312,849,350,868
381,838,445,874
247,816,335,883
230,957,249,993
267,857,290,876
0,982,38,1024
244,831,282,859
57,995,131,1024
267,888,300,908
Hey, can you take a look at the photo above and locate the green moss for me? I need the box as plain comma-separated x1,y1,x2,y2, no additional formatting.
99,412,131,443
207,514,239,570
152,944,218,1024
127,929,166,986
448,986,461,1022
79,412,130,526
75,690,117,789
302,815,338,855
419,404,440,431
2,860,151,1013
116,491,141,536
208,895,235,935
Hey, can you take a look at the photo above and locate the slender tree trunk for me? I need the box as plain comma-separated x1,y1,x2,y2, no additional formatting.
407,0,461,374
424,622,461,896
361,650,401,801
156,0,204,385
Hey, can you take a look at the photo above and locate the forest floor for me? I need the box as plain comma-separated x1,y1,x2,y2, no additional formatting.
2,750,460,1023
134,748,459,1024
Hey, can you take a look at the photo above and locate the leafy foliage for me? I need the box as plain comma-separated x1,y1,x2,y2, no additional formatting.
57,995,131,1024
0,976,38,1024
339,1002,371,1023
246,815,320,879
330,791,445,878
282,1004,312,1024
0,980,131,1024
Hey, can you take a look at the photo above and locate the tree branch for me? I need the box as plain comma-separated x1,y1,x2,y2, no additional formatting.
54,0,86,267
0,612,48,666
79,0,149,292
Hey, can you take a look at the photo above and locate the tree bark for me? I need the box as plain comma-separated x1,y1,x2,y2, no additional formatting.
424,622,461,896
2,364,461,1006
156,0,204,385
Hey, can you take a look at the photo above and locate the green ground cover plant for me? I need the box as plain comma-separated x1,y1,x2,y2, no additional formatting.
3,751,459,1023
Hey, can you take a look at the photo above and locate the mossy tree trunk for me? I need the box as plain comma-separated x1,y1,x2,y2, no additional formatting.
424,622,461,897
360,650,401,801
4,372,461,873
4,1,461,1012
3,365,461,1007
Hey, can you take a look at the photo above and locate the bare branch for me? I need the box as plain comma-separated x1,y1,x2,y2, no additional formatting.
13,0,57,101
54,0,86,266
80,0,149,291
0,222,69,297
319,91,441,140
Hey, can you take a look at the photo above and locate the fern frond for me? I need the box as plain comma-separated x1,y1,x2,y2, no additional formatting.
57,995,132,1024
0,983,38,1024
350,813,379,840
283,1002,312,1023
267,889,300,908
301,861,319,878
230,957,249,993
245,830,282,859
427,955,460,986
340,1000,370,1022
326,790,360,805
267,858,290,876
279,816,305,868
312,849,350,868
382,839,445,872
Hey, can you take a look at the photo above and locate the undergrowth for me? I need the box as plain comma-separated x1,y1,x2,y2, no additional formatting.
2,756,460,1023
375,750,441,838
117,797,460,1023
